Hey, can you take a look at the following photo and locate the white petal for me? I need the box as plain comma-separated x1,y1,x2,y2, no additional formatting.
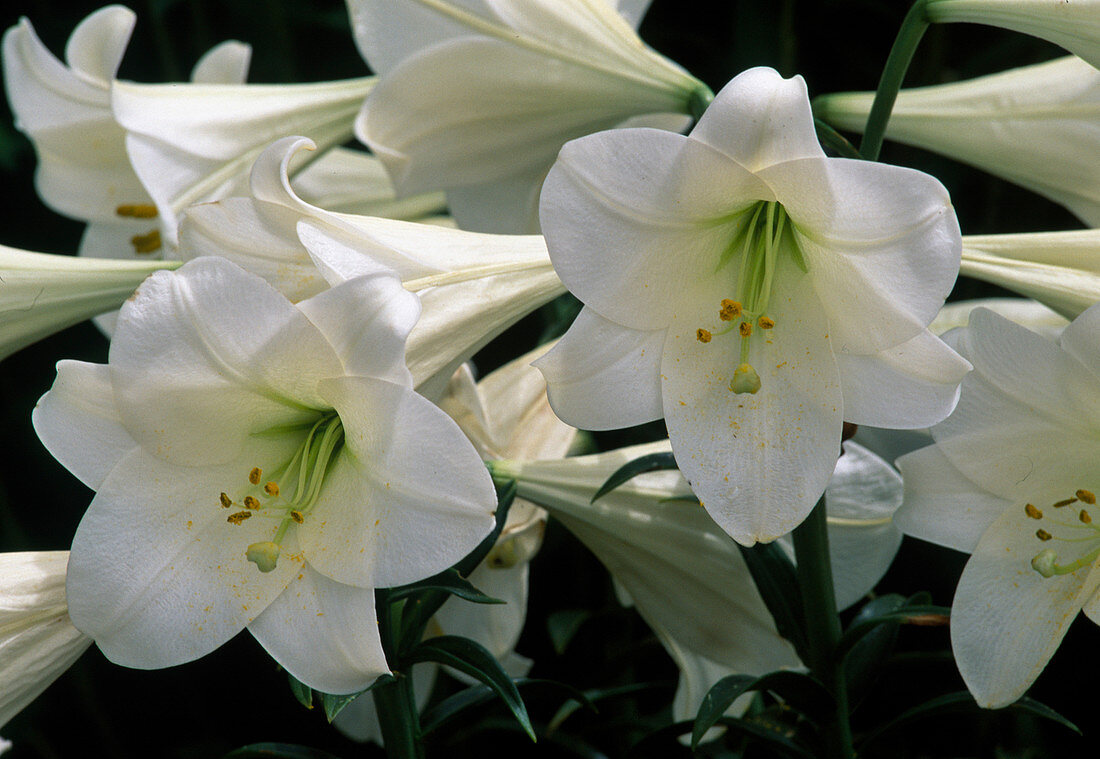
299,377,496,588
333,663,437,743
66,447,301,670
296,272,420,386
836,328,969,429
1055,299,1100,382
32,360,136,491
540,128,770,329
64,6,134,82
661,258,842,544
445,169,544,234
759,156,960,354
434,560,529,663
614,0,653,28
190,41,251,84
895,445,1010,553
249,564,388,694
691,67,823,171
950,500,1100,708
534,306,664,430
110,258,344,466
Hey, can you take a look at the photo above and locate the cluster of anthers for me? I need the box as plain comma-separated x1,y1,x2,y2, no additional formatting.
1026,488,1100,578
219,413,345,573
115,202,162,255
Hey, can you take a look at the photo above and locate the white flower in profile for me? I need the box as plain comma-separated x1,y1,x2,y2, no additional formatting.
492,438,904,730
180,136,565,398
0,244,176,362
0,552,91,729
814,56,1100,227
924,0,1100,70
32,257,496,693
536,66,968,545
929,297,1068,338
896,303,1100,707
350,0,706,233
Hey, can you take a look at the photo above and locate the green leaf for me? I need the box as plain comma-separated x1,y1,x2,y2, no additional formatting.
547,681,666,734
837,598,951,661
634,718,814,759
547,609,590,655
736,542,810,662
387,567,505,605
813,118,862,159
422,678,593,739
692,671,833,749
591,452,677,503
312,674,394,723
408,635,535,741
286,673,314,710
224,744,345,759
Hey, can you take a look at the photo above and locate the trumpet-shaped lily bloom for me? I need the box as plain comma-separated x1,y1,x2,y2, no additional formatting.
925,0,1100,70
960,229,1100,319
0,244,176,362
492,437,904,729
350,0,706,233
896,304,1100,707
180,137,565,398
0,552,91,729
815,56,1100,227
536,66,968,545
32,257,496,693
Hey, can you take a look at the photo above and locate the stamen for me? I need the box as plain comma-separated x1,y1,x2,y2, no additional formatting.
1036,529,1053,541
1024,503,1043,519
219,492,233,509
696,328,712,343
758,316,775,330
243,496,261,510
719,300,742,321
1053,497,1077,508
1077,489,1096,504
290,510,304,524
1082,510,1093,524
249,467,262,485
739,322,753,338
227,511,252,525
115,203,158,218
264,482,280,497
130,230,161,254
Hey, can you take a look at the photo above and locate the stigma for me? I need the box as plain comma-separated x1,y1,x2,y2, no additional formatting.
1027,488,1100,578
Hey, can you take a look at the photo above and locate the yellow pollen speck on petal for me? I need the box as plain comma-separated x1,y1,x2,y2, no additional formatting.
1036,528,1053,541
696,328,712,343
219,492,232,508
130,229,161,254
249,467,262,485
1082,510,1093,524
719,300,742,321
1053,497,1077,508
1077,489,1096,504
290,510,304,524
227,511,252,525
243,496,261,510
758,316,775,330
264,482,280,497
739,322,753,338
1025,503,1043,519
115,203,158,218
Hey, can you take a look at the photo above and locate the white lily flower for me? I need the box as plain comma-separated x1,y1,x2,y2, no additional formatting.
925,0,1100,69
350,0,704,233
0,245,176,361
493,437,903,729
536,66,968,545
814,56,1100,227
896,304,1100,707
2,6,251,266
180,136,566,398
0,552,91,729
959,229,1100,319
31,257,496,693
930,297,1068,337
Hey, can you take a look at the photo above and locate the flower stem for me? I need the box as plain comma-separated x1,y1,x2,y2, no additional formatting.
791,495,853,759
372,672,424,759
858,0,930,161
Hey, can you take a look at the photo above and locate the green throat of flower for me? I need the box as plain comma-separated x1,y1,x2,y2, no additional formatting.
1024,488,1100,578
696,200,807,395
220,412,345,573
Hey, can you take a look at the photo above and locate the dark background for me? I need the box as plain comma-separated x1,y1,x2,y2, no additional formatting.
0,1,1089,757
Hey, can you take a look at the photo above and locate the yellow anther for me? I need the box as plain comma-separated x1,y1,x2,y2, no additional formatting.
758,316,775,330
264,482,280,497
290,510,304,524
1024,503,1043,520
246,542,280,573
696,328,712,343
130,230,161,254
1053,497,1077,508
739,322,753,338
243,496,261,510
1077,489,1096,504
730,363,762,394
115,203,158,218
1082,510,1093,524
227,511,252,525
719,300,742,321
1036,528,1053,541
219,492,233,509
249,467,262,485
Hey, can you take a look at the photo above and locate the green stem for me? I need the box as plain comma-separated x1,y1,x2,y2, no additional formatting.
372,672,425,759
791,496,853,759
858,0,930,161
